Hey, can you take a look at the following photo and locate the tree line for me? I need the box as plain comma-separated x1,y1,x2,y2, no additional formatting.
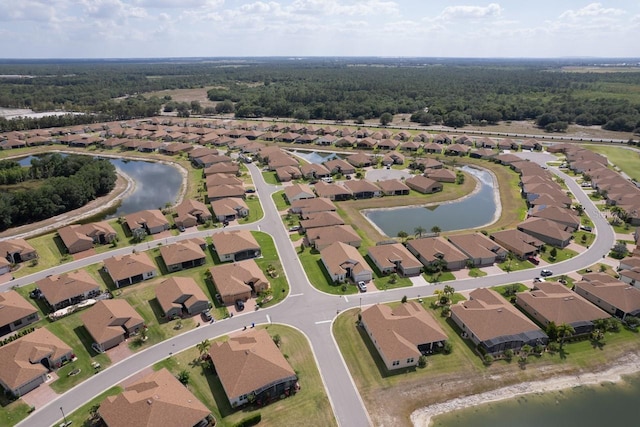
0,58,639,133
0,153,117,230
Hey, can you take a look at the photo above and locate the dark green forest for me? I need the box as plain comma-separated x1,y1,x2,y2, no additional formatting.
0,153,117,230
0,58,639,133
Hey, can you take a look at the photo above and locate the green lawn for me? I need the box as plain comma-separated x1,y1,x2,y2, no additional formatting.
14,233,68,278
58,387,123,427
0,397,32,427
587,145,640,181
298,249,358,295
422,271,456,283
239,196,264,223
497,258,535,272
573,231,596,247
153,325,336,427
271,190,290,211
251,231,289,306
610,221,635,234
262,171,279,185
491,283,528,299
539,246,578,264
468,268,487,278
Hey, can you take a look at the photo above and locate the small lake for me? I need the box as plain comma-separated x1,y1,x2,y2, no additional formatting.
431,373,640,427
365,166,498,237
17,155,183,218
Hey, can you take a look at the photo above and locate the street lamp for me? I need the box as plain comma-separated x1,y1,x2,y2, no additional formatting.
60,406,69,426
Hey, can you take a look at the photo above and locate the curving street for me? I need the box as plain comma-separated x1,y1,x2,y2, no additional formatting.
12,151,615,427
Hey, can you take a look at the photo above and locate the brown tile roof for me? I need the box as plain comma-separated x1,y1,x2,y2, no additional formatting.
209,329,296,401
175,199,211,222
211,197,249,217
99,368,211,427
155,277,209,315
125,210,169,231
367,243,422,271
517,281,610,325
207,184,246,200
376,179,410,193
451,288,543,342
529,205,580,228
447,233,507,260
37,270,101,307
0,238,36,258
407,237,468,265
313,181,353,198
300,163,330,177
58,222,116,251
159,239,206,266
0,290,38,329
80,300,144,345
204,162,240,176
205,173,243,188
103,252,157,282
290,197,336,215
320,241,371,278
306,225,361,248
323,159,355,173
0,328,72,391
209,260,269,300
300,211,345,230
284,183,315,201
517,217,573,242
490,229,543,255
574,279,640,315
362,302,447,361
342,179,380,194
426,168,456,182
405,175,442,193
210,230,259,257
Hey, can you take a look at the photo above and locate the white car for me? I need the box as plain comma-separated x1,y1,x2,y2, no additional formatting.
357,281,367,292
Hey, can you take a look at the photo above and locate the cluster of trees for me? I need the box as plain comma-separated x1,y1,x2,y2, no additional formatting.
1,58,639,133
0,160,29,185
0,153,117,230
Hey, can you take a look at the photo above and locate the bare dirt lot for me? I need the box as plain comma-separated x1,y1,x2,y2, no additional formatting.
143,87,219,109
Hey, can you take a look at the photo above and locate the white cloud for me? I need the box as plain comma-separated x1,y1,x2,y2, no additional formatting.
439,3,503,20
0,0,62,22
289,0,399,16
559,2,625,21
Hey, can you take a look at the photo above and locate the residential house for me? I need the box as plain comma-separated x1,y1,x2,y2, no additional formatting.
422,143,443,154
203,162,240,176
58,221,117,254
160,239,207,273
447,233,507,267
320,241,373,283
516,281,610,335
574,277,640,320
529,205,580,231
361,302,447,371
342,180,381,199
0,238,37,264
470,148,497,159
211,197,249,222
376,179,410,196
451,288,548,355
313,181,353,201
275,165,302,182
300,163,330,179
207,184,246,201
405,176,443,194
323,159,355,175
289,197,336,215
305,225,362,251
0,291,39,336
346,152,374,168
426,168,456,183
444,143,470,156
174,199,212,228
210,230,261,262
517,217,573,248
406,237,469,271
367,243,423,276
0,328,73,397
284,183,315,203
300,211,345,231
124,210,170,236
490,229,543,259
37,270,101,311
155,277,210,318
98,368,212,427
205,173,243,189
208,259,269,305
103,252,158,288
209,329,297,408
619,267,640,288
81,299,144,352
193,154,233,168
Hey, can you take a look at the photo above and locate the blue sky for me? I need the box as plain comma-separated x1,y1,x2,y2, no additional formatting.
0,1,638,58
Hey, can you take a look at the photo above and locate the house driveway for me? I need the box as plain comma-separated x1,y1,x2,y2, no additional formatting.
229,298,257,318
21,372,59,409
72,248,96,260
153,230,174,241
106,343,134,364
409,275,431,287
479,265,503,276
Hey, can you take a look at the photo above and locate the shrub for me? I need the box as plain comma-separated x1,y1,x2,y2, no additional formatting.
235,413,262,427
401,295,408,304
504,349,514,361
443,341,453,355
418,355,427,368
483,354,494,365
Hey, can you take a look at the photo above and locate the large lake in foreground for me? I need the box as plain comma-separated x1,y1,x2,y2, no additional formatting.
365,166,497,237
18,155,183,218
431,373,640,427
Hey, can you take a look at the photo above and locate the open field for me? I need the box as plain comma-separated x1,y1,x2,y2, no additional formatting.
152,324,336,427
139,86,218,108
585,145,640,181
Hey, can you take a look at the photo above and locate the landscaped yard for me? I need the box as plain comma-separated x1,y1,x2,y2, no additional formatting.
271,190,290,211
252,231,289,306
298,249,358,295
497,257,535,272
262,171,279,185
239,196,264,223
0,397,32,427
573,231,596,247
153,325,336,427
423,271,456,283
539,246,578,264
56,387,123,427
490,283,528,299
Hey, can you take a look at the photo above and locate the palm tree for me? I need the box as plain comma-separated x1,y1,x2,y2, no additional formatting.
196,339,211,359
414,226,426,238
430,225,441,235
397,230,408,242
557,323,575,349
443,284,456,302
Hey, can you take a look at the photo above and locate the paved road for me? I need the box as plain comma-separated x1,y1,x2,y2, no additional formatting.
16,152,616,427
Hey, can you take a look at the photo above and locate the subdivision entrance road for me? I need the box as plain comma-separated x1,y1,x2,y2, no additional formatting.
16,152,615,427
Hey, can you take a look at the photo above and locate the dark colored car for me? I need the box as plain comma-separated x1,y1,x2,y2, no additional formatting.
527,256,540,265
540,269,553,277
235,299,245,311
